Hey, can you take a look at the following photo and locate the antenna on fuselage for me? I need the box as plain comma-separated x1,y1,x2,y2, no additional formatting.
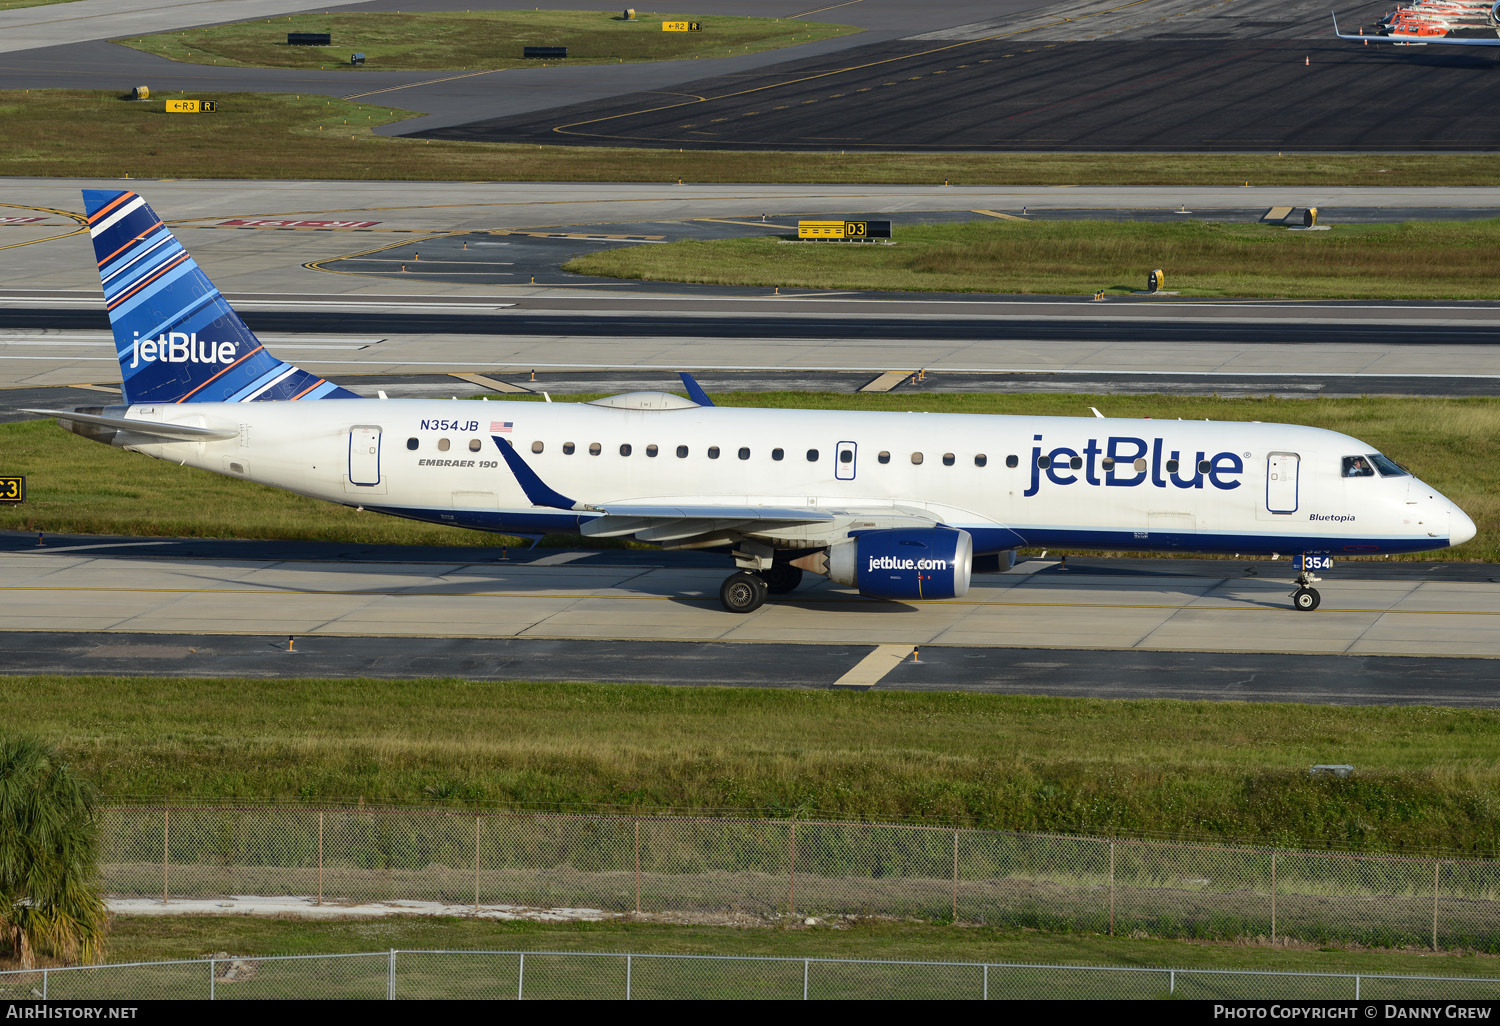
1089,407,1104,419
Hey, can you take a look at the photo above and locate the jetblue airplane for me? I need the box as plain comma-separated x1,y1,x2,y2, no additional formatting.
27,190,1476,613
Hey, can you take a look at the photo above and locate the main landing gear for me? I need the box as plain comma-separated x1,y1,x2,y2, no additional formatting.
718,565,805,613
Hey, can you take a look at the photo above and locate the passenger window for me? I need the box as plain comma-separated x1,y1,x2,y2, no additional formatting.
469,439,482,452
841,450,854,464
708,446,720,459
646,444,659,458
1101,457,1114,471
772,448,784,461
589,443,602,456
531,441,544,454
942,453,955,466
738,447,751,460
807,449,819,462
878,451,891,464
619,443,632,457
1343,455,1376,478
1006,455,1018,468
911,452,924,465
1134,458,1147,472
406,438,419,451
676,445,688,458
974,454,987,467
562,442,575,455
1197,459,1210,473
1070,456,1083,470
1036,455,1051,469
438,438,451,452
1165,458,1179,473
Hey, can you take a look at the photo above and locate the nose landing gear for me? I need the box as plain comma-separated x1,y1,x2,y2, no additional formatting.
1289,556,1325,611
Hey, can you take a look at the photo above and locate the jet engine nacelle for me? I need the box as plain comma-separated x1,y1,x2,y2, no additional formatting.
826,527,973,600
1493,0,1499,23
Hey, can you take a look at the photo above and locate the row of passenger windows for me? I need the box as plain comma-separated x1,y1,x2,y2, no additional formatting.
406,437,485,452
401,439,1406,481
527,440,997,465
399,436,1171,471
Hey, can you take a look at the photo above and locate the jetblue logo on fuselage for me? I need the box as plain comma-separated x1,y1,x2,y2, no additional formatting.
129,331,235,369
1025,435,1244,497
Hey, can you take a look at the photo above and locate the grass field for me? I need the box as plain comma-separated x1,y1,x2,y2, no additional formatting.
0,0,76,9
6,90,1500,185
116,10,855,71
566,219,1500,300
3,393,1493,561
79,917,1500,979
9,675,1500,853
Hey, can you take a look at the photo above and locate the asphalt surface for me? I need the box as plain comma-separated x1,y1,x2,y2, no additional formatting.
416,35,1500,152
11,369,1500,426
9,307,1500,346
5,630,1498,706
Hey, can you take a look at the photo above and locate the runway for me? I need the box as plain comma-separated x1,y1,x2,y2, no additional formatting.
3,534,1497,704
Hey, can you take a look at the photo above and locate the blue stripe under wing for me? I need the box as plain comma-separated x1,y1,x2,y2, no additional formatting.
84,189,357,404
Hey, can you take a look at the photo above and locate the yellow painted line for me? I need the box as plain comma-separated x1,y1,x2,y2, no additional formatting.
63,383,122,394
789,0,867,18
859,370,914,392
450,372,529,393
344,68,503,101
833,643,914,687
973,208,1030,221
0,228,88,252
1,585,1495,616
692,217,799,229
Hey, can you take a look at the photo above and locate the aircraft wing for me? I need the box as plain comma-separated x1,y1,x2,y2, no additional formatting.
1332,11,1500,43
492,433,945,543
23,408,240,441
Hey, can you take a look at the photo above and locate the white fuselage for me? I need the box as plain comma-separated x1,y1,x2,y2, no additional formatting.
94,397,1472,558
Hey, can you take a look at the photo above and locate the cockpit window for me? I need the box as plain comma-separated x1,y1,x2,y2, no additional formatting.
1369,453,1409,478
1342,455,1375,478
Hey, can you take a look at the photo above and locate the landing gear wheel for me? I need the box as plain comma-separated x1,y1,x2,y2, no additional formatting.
760,564,804,595
1292,587,1321,612
721,570,769,614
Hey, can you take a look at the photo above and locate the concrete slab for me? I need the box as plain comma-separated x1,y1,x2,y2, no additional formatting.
3,546,1497,661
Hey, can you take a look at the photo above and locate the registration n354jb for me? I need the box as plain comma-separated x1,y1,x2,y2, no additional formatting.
29,191,1476,613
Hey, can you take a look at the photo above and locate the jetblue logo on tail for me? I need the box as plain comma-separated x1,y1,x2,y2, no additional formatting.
130,332,236,369
84,189,358,405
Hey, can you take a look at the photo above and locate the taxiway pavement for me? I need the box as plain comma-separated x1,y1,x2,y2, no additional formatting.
2,534,1497,704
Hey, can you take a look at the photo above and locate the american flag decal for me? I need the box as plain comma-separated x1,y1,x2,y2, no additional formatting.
491,421,513,433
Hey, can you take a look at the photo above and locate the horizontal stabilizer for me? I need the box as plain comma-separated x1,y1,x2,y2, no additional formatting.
23,408,239,440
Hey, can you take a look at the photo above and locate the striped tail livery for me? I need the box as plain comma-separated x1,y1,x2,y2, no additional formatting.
84,189,358,405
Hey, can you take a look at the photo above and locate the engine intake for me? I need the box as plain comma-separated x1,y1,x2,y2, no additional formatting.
825,527,973,600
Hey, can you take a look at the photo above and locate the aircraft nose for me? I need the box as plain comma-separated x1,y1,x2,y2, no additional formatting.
1450,504,1477,547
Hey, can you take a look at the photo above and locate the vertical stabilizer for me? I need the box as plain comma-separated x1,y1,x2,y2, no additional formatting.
84,190,358,405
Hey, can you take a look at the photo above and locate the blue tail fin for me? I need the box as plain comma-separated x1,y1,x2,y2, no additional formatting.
84,189,359,405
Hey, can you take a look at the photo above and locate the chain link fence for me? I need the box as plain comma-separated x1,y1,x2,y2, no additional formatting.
96,807,1500,952
4,951,1499,1001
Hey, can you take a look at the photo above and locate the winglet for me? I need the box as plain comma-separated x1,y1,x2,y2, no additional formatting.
679,372,715,407
493,436,580,510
